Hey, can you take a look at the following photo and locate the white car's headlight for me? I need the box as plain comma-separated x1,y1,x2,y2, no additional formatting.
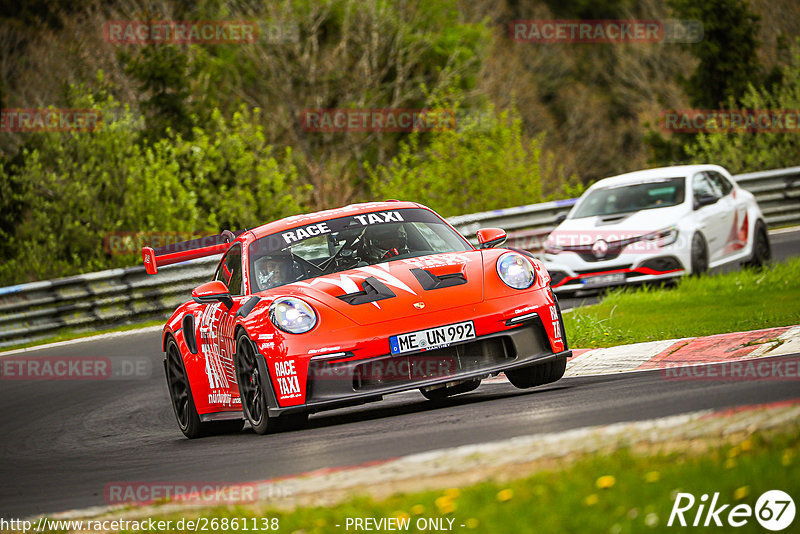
269,297,317,334
643,226,679,247
496,252,536,289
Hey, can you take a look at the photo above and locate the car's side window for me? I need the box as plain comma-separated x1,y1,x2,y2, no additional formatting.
214,244,244,296
708,171,733,196
692,173,717,200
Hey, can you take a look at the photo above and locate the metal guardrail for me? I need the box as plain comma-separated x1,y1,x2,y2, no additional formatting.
0,258,218,348
1,166,798,348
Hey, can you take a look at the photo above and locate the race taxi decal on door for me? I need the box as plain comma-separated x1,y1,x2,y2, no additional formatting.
198,302,239,407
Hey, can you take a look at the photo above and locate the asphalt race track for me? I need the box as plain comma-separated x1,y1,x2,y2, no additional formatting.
1,229,799,518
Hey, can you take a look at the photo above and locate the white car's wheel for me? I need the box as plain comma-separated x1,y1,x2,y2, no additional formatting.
690,232,708,276
744,220,771,268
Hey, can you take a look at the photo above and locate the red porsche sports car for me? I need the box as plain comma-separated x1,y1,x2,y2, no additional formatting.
142,201,571,438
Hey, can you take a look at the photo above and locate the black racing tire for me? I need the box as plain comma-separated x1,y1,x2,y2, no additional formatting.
420,379,481,401
505,294,568,389
234,331,273,435
165,338,243,438
505,357,567,389
744,220,771,269
234,331,309,434
690,232,709,276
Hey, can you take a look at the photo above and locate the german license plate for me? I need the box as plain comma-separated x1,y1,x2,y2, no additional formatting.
581,273,626,288
390,321,475,355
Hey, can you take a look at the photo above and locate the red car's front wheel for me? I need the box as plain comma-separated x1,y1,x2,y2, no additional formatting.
235,332,308,434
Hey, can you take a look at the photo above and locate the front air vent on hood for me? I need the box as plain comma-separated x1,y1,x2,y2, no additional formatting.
336,277,396,305
410,268,467,290
597,214,632,225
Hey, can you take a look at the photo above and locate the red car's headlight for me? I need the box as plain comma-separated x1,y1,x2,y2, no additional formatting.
496,252,536,289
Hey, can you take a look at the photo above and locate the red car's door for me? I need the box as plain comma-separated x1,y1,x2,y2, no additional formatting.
197,244,246,411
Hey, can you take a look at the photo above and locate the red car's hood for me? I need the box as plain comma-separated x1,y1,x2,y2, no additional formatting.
277,251,485,326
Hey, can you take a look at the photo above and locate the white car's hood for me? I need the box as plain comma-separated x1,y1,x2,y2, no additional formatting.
552,204,689,241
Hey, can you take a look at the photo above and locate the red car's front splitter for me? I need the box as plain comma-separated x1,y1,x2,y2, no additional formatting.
259,318,571,417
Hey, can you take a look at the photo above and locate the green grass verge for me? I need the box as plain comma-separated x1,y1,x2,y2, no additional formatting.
94,421,799,534
0,319,164,353
564,258,800,348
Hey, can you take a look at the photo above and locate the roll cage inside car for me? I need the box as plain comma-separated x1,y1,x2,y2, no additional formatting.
246,208,473,292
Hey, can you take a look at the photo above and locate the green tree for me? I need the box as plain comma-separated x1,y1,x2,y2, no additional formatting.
685,41,800,173
170,106,309,232
669,0,762,108
122,45,194,139
0,88,307,285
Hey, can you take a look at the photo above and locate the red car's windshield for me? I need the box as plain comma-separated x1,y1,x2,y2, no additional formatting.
248,208,471,292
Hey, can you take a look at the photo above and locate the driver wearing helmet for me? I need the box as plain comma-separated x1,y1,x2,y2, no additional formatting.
364,223,408,261
255,252,294,290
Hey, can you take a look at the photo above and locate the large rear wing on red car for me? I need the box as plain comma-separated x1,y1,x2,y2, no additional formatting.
141,230,243,275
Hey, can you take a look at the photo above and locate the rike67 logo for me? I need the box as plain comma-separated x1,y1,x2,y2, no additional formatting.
668,490,795,531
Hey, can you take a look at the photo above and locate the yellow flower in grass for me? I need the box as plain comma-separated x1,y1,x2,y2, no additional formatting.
496,489,514,502
727,446,740,458
596,475,616,489
392,511,410,522
465,518,480,529
435,496,456,514
644,471,660,483
584,494,599,506
444,488,461,499
739,439,753,452
410,504,426,516
782,449,793,467
724,458,737,469
733,486,750,500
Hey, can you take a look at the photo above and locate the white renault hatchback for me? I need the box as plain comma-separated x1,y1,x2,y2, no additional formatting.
543,164,771,295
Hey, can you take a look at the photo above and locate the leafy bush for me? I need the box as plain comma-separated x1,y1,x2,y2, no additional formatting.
0,88,306,285
685,41,800,173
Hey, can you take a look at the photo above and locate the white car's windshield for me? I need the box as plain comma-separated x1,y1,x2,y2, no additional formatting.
571,177,686,219
248,208,471,292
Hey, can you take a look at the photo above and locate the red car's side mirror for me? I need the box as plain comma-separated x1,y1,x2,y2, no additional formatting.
191,280,233,310
476,228,507,249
